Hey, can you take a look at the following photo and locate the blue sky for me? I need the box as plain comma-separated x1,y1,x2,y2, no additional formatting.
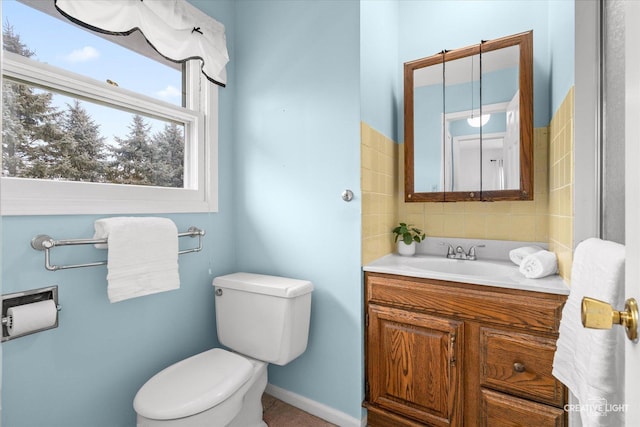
2,0,183,144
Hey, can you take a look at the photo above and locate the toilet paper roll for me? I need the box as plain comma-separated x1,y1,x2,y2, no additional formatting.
7,300,57,336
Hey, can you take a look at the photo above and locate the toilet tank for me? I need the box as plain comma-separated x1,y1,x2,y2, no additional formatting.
212,272,313,366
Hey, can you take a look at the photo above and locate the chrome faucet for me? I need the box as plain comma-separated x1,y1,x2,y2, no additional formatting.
441,242,456,258
465,244,485,260
440,242,485,260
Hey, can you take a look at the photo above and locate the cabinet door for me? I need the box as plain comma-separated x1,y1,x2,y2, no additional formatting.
368,304,463,427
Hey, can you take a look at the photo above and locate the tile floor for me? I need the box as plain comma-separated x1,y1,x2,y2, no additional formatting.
262,394,337,427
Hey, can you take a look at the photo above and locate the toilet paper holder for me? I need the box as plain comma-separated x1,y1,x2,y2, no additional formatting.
1,285,61,342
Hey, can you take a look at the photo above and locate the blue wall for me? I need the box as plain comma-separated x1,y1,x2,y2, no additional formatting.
2,214,233,426
549,0,575,115
1,1,237,425
232,0,363,419
361,0,399,142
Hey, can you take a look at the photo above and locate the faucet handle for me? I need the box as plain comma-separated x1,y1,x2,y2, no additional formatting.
467,244,486,260
440,242,456,258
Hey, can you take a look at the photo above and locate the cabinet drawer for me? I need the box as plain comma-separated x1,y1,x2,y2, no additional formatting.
480,328,564,407
481,389,565,427
366,273,564,334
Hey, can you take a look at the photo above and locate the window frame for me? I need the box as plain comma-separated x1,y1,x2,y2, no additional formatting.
1,18,218,216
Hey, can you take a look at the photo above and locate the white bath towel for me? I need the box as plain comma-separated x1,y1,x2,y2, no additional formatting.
552,238,625,426
94,217,180,303
518,250,558,278
509,245,544,266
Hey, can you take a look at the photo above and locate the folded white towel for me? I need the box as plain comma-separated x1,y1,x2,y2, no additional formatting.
552,238,625,426
509,245,544,266
94,217,180,303
518,250,558,278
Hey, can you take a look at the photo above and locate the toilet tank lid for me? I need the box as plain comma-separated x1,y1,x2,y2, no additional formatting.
213,272,314,298
133,348,252,420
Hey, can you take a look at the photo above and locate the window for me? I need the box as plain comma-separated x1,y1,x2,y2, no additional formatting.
1,0,219,215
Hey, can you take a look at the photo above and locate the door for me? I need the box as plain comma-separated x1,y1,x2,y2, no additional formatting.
367,304,463,427
625,1,640,420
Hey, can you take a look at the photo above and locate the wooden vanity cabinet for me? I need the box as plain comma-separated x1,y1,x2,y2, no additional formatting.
364,272,568,427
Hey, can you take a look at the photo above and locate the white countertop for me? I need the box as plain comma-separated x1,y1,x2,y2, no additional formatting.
364,253,570,295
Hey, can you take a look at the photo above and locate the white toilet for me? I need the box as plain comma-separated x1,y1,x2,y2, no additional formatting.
133,272,314,427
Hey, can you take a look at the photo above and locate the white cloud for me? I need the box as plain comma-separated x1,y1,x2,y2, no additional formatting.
64,46,100,63
157,85,182,99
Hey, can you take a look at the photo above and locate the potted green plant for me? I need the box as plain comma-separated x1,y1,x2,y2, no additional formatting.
392,223,426,256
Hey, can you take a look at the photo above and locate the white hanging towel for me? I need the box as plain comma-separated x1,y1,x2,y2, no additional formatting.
94,217,180,303
552,238,625,426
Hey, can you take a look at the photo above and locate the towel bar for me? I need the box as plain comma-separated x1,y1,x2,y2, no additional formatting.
31,226,205,271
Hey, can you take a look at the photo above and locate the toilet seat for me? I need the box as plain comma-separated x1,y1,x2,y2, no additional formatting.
134,348,253,420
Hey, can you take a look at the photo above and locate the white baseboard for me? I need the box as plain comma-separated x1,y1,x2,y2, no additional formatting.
265,383,366,427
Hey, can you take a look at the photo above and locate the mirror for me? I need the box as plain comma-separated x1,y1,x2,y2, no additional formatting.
404,31,533,202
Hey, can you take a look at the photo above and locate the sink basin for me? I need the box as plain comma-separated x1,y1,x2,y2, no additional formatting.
364,254,569,295
402,256,517,277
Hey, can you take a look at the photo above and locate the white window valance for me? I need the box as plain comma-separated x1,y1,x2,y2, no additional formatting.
54,0,229,87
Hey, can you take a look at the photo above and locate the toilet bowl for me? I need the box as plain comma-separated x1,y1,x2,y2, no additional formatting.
135,349,268,427
133,273,313,426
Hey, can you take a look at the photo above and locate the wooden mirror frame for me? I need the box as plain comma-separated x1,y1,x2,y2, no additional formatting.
404,30,533,202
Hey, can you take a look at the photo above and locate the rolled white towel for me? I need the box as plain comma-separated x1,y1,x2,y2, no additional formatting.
508,245,544,266
519,250,558,279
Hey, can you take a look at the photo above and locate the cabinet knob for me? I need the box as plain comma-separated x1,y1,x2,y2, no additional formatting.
513,362,526,373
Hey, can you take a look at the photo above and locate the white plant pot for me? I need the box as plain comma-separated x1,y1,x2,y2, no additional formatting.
398,241,416,256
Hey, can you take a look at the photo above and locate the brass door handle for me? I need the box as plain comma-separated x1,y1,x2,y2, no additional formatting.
581,297,638,341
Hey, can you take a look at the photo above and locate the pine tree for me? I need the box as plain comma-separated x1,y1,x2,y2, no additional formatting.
60,100,108,182
108,115,156,185
152,123,184,188
2,22,62,177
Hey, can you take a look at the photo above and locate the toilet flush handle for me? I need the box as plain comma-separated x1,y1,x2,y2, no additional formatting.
215,288,223,296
